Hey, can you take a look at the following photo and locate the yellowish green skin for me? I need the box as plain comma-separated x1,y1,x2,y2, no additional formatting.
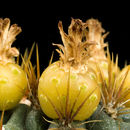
116,65,130,107
88,60,120,87
87,60,108,84
38,62,101,121
0,63,28,110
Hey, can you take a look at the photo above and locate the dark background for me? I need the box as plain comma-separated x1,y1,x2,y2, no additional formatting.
1,2,129,72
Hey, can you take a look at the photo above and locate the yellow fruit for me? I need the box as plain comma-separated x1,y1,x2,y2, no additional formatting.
116,65,130,107
0,63,27,110
38,19,102,123
38,62,100,121
0,18,28,111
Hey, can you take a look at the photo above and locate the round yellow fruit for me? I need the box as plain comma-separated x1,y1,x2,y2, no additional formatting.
38,62,101,121
0,63,28,110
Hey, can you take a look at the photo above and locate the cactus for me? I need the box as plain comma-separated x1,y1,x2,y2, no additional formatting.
0,17,129,130
86,105,130,130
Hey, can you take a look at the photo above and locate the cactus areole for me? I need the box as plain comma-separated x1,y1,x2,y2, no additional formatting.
38,19,103,128
0,18,28,111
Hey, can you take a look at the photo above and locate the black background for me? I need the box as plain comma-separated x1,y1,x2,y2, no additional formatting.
1,2,129,72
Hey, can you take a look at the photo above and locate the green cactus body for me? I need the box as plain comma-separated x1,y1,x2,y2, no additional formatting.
3,104,30,130
25,108,49,130
86,105,130,130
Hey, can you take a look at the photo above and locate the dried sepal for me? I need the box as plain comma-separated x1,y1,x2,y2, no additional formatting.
49,51,54,66
54,18,108,69
0,18,21,63
86,18,109,61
